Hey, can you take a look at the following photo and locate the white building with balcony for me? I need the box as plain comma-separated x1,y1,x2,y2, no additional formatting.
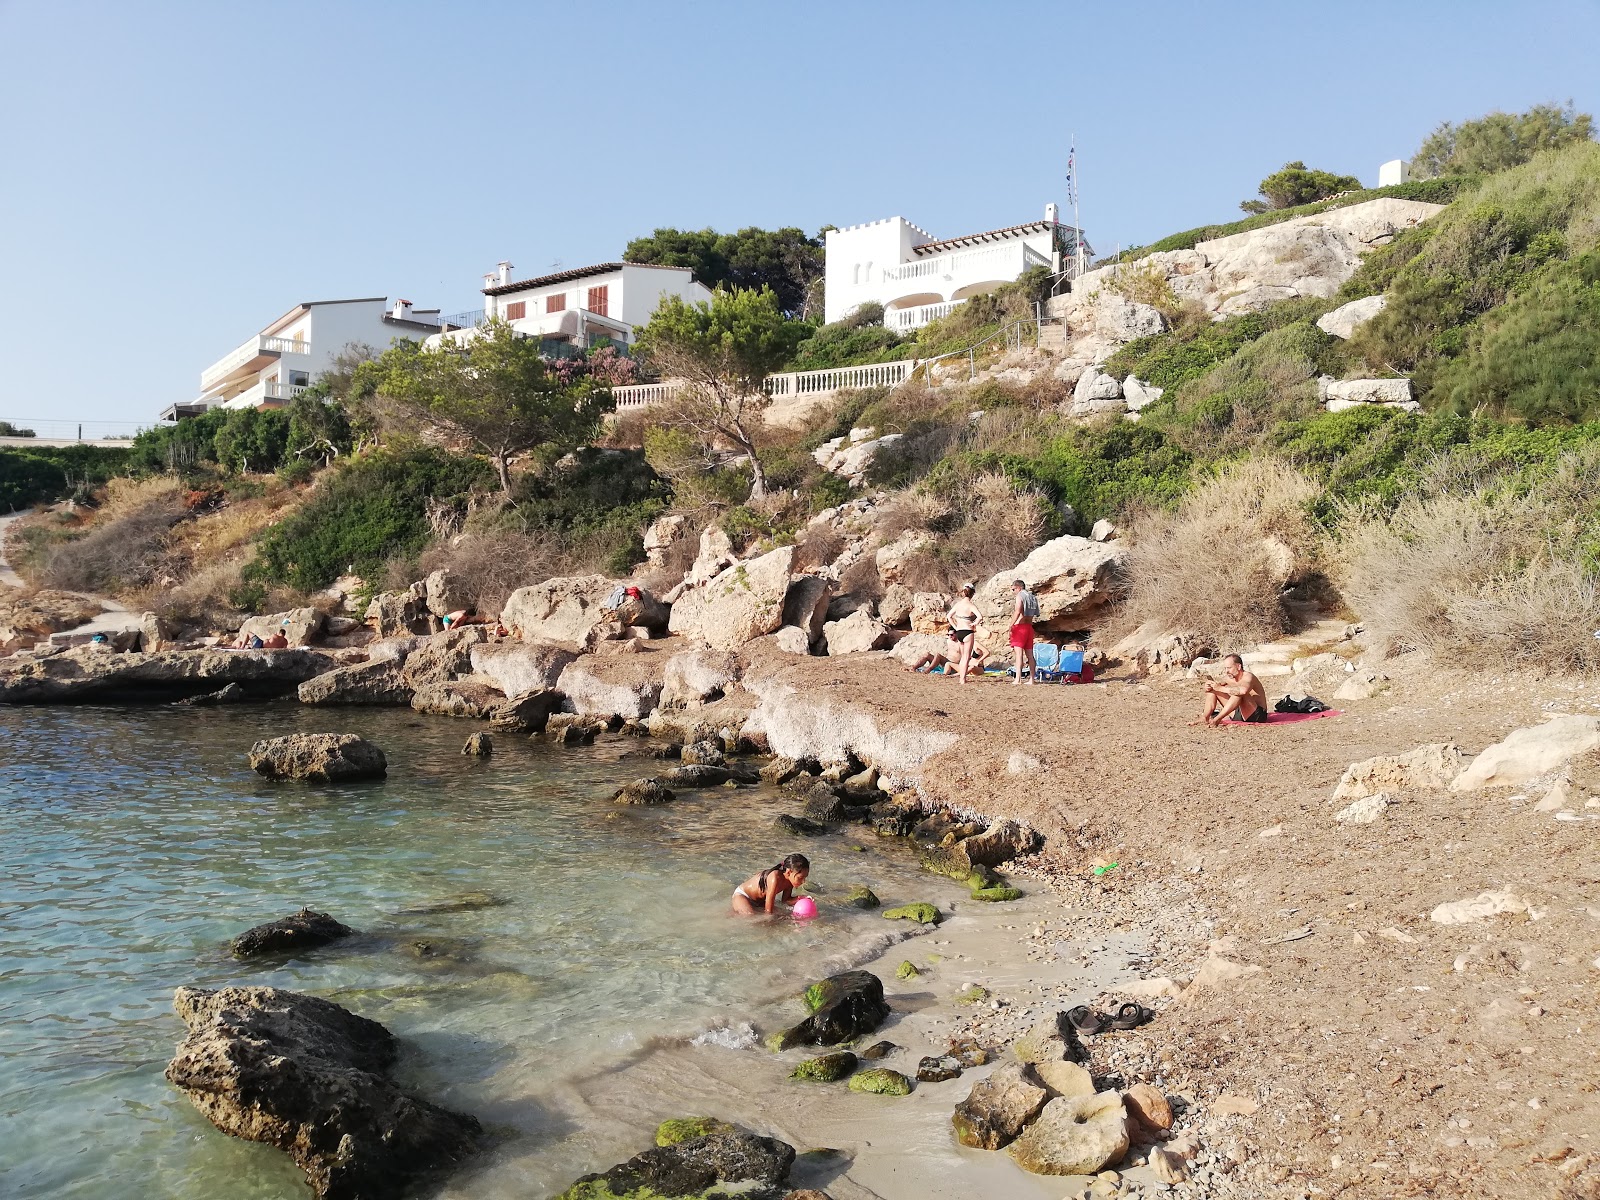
427,261,712,353
824,205,1091,330
163,297,447,421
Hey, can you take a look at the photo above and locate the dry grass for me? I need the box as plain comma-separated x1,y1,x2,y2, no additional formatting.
37,482,187,595
884,469,1050,593
1334,449,1600,673
416,525,633,616
1122,458,1321,650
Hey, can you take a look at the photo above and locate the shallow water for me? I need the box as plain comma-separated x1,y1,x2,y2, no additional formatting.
0,703,952,1198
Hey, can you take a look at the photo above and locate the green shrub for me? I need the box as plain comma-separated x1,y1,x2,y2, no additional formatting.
0,445,130,509
127,410,227,474
999,421,1195,526
249,448,493,590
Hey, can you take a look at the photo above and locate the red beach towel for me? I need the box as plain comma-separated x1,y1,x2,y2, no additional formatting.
1229,708,1345,726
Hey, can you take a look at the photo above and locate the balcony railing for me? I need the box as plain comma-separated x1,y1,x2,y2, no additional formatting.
612,383,680,411
881,241,1052,285
218,379,309,410
200,334,311,391
765,360,917,396
886,301,959,331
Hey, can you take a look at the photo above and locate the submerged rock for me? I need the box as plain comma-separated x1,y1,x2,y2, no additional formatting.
770,971,889,1050
790,1050,857,1082
230,909,354,959
860,1040,896,1060
658,764,759,788
895,959,919,979
557,1126,795,1200
776,814,828,837
882,903,941,925
396,892,509,916
164,986,480,1199
179,682,249,706
917,1055,962,1083
248,733,387,782
614,778,675,805
846,886,880,909
461,732,492,757
952,1061,1049,1150
654,1116,733,1147
847,1068,911,1096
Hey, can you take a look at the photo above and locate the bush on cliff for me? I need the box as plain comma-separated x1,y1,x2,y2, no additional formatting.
0,444,130,509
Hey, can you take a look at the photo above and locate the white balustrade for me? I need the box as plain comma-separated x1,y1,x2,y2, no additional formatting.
201,334,312,390
881,242,1042,285
885,301,958,331
764,360,917,396
611,383,680,411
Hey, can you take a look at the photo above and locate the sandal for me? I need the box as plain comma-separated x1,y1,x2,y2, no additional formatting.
1067,1005,1107,1036
1110,1002,1154,1030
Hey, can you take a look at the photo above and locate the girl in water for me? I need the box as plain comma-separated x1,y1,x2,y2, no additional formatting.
732,853,810,916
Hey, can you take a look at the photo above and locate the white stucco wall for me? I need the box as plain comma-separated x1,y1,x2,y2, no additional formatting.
486,265,710,341
824,217,933,324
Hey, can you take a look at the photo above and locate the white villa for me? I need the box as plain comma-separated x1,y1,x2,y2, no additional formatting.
426,261,711,352
824,204,1090,329
163,297,447,421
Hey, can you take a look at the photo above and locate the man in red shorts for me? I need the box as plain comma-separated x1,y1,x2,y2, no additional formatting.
1009,579,1040,686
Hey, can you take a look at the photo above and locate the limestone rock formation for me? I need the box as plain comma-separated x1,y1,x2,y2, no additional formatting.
1316,294,1387,339
1006,1091,1130,1176
977,535,1125,635
164,986,480,1199
1331,743,1463,800
641,513,688,566
1325,377,1415,409
297,658,412,705
1452,716,1600,791
875,530,934,585
501,575,621,647
669,546,796,650
556,660,662,719
468,642,578,698
823,607,891,655
237,607,326,648
1121,375,1164,412
661,649,742,709
423,568,471,619
248,733,387,782
813,430,904,486
364,583,429,637
1,646,336,704
230,909,354,958
952,1061,1050,1149
781,575,834,645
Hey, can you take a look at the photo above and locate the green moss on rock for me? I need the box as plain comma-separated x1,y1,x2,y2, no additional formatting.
790,1050,857,1082
956,984,991,1005
883,903,941,925
896,960,920,980
847,1068,912,1096
971,886,1023,902
845,885,880,909
802,981,828,1013
654,1116,731,1147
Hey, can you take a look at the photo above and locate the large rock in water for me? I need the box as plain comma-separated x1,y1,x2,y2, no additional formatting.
249,734,387,782
165,986,480,1199
231,909,354,958
297,657,412,705
977,536,1125,636
557,1126,795,1200
770,970,889,1049
1006,1091,1130,1176
669,546,796,650
951,1061,1050,1149
0,646,336,704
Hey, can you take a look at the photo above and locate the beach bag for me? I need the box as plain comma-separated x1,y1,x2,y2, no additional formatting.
1274,694,1329,714
1019,589,1040,621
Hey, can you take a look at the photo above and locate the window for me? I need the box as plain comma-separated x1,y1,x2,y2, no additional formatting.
546,293,566,313
504,301,527,320
586,285,609,317
289,371,309,387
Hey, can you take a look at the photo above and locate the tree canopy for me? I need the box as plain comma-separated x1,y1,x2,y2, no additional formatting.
633,287,805,498
623,226,825,318
1412,102,1595,179
360,321,613,496
1240,161,1363,214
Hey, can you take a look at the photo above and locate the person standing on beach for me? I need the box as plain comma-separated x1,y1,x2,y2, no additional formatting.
946,584,984,684
1009,579,1039,686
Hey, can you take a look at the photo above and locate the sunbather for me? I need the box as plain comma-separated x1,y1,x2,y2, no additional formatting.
1190,654,1267,726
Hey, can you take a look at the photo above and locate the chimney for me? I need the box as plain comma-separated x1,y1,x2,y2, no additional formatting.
1045,201,1060,225
391,299,412,320
497,261,513,286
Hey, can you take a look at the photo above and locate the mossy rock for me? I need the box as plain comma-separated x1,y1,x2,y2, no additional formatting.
895,960,920,980
847,1068,912,1096
766,1027,801,1053
883,903,941,925
654,1116,732,1147
802,981,829,1014
971,886,1023,902
956,984,991,1005
845,886,880,909
790,1050,858,1082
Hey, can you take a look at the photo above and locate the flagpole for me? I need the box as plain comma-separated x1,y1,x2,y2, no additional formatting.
1072,133,1084,279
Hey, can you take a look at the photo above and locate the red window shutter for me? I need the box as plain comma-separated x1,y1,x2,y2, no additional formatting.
586,285,609,317
547,293,566,313
504,301,526,320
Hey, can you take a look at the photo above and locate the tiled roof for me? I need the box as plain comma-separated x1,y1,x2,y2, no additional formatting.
482,261,694,297
912,221,1057,256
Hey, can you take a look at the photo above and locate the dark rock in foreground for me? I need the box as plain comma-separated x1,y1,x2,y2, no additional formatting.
165,986,479,1199
769,971,889,1050
557,1125,795,1200
231,909,354,958
249,733,387,782
0,646,336,704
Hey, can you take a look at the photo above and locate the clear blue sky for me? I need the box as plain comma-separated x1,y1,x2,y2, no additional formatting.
2,0,1597,429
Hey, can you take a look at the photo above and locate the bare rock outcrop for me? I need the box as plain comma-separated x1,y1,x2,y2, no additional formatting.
1316,294,1387,339
468,641,578,697
977,535,1125,636
823,607,891,655
557,660,662,719
165,986,479,1199
237,607,326,648
661,650,742,709
248,733,387,782
1451,716,1600,791
502,575,619,647
1,646,336,704
669,546,795,650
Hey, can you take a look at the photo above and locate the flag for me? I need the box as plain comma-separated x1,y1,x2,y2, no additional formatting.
1066,141,1078,207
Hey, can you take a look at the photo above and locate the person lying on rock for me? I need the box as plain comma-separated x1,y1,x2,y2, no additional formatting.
732,853,810,916
1191,653,1267,726
262,630,289,649
442,607,483,629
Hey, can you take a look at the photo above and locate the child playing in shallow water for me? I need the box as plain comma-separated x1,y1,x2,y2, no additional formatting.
732,853,810,916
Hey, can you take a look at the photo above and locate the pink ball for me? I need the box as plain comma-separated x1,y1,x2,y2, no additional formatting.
792,896,818,920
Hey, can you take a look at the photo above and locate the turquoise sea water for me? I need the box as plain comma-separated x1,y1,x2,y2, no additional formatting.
0,703,943,1198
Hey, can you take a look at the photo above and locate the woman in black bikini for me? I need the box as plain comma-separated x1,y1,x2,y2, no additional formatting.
732,853,810,916
945,583,985,683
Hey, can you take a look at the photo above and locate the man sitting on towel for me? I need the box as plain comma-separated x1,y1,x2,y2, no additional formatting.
1191,654,1267,726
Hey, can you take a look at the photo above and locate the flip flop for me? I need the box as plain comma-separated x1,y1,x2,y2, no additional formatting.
1110,1002,1154,1030
1067,1005,1107,1036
